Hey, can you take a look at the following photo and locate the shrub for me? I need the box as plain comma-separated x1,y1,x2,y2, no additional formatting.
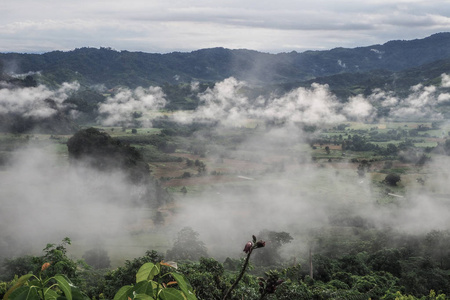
384,173,401,186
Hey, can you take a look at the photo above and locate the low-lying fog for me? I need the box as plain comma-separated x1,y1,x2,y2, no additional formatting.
2,75,450,265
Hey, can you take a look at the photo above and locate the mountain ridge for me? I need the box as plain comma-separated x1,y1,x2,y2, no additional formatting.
1,32,450,90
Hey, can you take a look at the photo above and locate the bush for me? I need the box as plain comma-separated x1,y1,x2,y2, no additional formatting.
82,248,111,269
384,173,401,186
166,227,208,262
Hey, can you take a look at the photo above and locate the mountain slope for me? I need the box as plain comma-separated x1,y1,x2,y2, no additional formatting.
1,33,450,88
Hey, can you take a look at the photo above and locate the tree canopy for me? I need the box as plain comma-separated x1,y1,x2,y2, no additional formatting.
166,227,208,261
67,127,149,183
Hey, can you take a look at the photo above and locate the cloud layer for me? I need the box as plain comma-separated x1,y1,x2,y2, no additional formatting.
0,82,79,119
2,74,450,263
97,86,166,127
172,74,450,126
1,1,450,53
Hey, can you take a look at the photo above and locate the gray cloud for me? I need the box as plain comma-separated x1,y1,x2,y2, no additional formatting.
1,1,449,53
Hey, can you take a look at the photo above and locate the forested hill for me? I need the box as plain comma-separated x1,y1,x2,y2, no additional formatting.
1,32,450,88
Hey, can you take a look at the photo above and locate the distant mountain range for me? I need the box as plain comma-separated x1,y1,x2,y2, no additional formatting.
2,33,450,133
2,32,450,93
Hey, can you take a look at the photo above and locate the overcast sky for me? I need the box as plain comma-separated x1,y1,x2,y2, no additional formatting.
1,0,450,54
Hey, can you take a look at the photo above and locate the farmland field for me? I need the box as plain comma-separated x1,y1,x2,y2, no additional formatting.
1,118,450,266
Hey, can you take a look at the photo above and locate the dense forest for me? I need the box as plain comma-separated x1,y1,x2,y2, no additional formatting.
1,32,450,92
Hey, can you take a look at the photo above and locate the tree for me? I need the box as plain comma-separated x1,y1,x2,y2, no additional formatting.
67,127,173,208
385,143,398,156
384,173,401,186
424,230,450,269
82,247,111,269
23,75,37,87
67,127,152,185
253,230,293,266
368,248,402,277
166,227,208,261
67,128,144,171
357,160,371,178
180,258,226,300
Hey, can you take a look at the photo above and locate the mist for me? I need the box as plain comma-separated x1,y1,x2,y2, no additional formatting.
172,74,450,128
0,82,80,119
2,74,450,266
0,144,153,260
166,148,450,263
97,86,166,127
164,74,450,260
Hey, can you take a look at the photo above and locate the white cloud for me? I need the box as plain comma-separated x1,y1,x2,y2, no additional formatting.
173,74,450,127
441,73,450,88
438,93,450,103
258,83,346,125
97,86,166,127
173,72,450,128
343,95,376,121
365,79,450,120
0,82,79,119
174,78,348,126
369,89,399,107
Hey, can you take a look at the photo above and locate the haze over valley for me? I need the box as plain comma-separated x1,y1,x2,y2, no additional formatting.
3,32,450,299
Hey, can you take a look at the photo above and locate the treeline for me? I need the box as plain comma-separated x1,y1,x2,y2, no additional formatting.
4,33,450,89
67,128,172,209
3,227,450,299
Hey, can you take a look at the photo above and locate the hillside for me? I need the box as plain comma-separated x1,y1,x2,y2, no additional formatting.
1,33,450,88
290,56,450,99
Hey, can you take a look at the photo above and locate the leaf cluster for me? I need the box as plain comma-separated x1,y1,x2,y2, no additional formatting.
113,261,197,300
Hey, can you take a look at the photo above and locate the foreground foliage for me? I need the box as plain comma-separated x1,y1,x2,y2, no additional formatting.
4,262,88,300
4,232,450,300
113,261,197,300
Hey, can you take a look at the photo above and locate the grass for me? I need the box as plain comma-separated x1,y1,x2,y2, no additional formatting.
414,141,438,148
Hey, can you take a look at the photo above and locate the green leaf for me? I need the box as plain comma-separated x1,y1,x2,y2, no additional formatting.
134,281,154,297
133,294,155,300
42,289,58,300
3,274,35,300
53,275,72,300
169,273,196,300
136,263,160,282
158,289,186,300
113,285,133,300
7,286,40,300
71,286,90,300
